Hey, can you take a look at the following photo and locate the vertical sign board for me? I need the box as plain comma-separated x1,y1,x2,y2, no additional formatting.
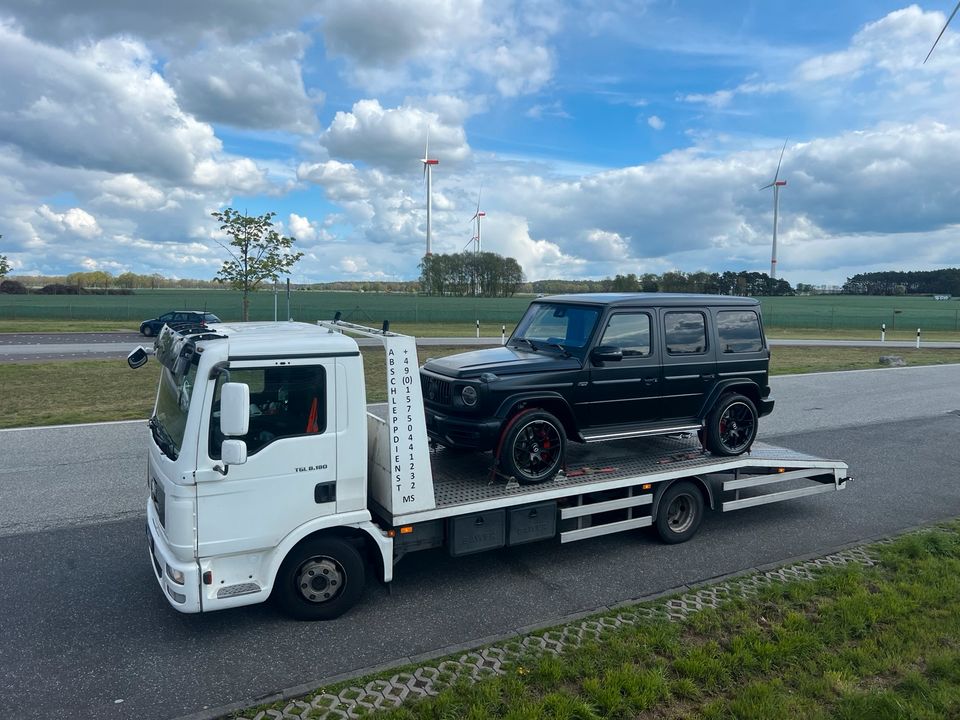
382,334,436,514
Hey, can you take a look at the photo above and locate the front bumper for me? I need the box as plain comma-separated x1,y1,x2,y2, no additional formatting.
424,408,502,451
146,503,201,614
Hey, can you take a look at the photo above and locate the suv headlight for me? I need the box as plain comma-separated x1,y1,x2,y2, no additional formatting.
461,386,478,406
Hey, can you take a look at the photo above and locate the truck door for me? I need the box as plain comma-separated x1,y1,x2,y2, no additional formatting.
587,310,662,427
660,309,717,420
194,361,338,558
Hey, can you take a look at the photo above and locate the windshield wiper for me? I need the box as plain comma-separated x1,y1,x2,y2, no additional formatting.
544,342,571,357
512,337,539,352
149,415,178,460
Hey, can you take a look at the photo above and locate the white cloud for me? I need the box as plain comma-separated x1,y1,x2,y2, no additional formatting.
317,0,559,96
0,25,219,183
319,99,471,172
36,205,102,238
166,32,320,133
647,115,665,130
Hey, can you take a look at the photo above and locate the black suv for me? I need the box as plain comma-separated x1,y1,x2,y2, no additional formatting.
420,293,774,484
139,310,221,337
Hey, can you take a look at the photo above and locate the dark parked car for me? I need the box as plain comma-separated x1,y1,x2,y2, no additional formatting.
139,310,221,337
420,293,774,484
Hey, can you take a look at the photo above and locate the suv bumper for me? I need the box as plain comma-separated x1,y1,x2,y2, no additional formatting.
424,408,501,451
759,397,775,417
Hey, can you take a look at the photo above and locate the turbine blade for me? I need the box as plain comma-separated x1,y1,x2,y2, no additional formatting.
925,0,960,64
759,182,774,191
773,139,787,183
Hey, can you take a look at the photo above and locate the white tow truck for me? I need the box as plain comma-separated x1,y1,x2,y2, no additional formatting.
129,319,849,620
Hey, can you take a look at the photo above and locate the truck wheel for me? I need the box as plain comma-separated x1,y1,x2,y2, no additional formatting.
655,480,704,544
499,409,566,484
273,536,365,620
705,393,758,456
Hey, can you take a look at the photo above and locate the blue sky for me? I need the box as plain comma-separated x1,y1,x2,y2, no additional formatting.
0,1,958,286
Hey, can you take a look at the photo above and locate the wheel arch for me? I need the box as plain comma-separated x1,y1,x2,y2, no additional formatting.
700,379,760,418
651,475,715,517
267,517,393,596
494,392,581,441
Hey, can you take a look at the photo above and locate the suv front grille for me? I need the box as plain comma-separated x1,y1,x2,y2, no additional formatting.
423,375,452,405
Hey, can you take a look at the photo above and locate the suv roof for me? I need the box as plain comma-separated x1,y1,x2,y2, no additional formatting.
540,292,760,308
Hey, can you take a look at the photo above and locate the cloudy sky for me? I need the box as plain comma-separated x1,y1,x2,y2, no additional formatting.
0,1,958,286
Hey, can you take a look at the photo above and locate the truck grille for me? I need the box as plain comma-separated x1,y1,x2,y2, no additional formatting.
423,375,452,405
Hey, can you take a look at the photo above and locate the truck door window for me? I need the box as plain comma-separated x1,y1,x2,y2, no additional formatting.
209,365,327,459
599,312,651,356
664,312,707,354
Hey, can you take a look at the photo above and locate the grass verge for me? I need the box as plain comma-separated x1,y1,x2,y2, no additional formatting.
1,346,959,429
238,522,960,720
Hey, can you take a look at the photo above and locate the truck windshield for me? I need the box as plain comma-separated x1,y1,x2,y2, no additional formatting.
152,360,199,460
512,303,600,350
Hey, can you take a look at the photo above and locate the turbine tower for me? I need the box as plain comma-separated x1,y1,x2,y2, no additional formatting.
759,140,788,280
924,1,959,63
421,129,439,256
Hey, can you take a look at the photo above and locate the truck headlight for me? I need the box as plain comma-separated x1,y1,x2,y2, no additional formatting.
166,563,185,585
461,386,478,406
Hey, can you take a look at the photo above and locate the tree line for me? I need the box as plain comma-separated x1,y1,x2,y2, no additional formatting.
842,269,960,296
419,252,525,297
530,270,795,296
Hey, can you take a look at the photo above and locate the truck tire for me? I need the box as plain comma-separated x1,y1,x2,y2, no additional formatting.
705,393,758,456
498,409,566,484
655,480,704,544
273,536,365,620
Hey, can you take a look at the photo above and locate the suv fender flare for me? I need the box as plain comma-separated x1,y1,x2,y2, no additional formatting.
699,379,761,418
493,392,580,438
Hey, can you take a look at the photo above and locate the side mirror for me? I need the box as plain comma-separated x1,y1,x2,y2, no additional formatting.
221,439,248,467
220,382,250,437
591,345,623,364
127,346,149,369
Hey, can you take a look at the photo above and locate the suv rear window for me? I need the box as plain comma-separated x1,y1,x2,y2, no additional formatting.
717,310,763,353
664,312,707,354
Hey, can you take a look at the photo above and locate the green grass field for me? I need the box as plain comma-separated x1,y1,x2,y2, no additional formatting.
2,289,960,335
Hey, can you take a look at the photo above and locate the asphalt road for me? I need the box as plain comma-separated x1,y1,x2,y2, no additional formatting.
1,365,959,718
1,331,959,362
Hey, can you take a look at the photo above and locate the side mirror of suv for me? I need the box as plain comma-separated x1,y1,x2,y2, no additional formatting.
591,345,623,364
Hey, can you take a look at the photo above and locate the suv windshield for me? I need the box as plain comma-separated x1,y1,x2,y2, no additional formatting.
512,303,600,350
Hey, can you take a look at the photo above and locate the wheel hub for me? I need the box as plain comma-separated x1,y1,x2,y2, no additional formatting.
297,557,343,603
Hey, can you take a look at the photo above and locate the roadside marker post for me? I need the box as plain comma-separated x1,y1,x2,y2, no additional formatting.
501,325,506,345
881,323,885,342
476,319,480,339
916,328,921,349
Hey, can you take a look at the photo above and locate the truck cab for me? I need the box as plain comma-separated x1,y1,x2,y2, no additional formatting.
141,322,390,618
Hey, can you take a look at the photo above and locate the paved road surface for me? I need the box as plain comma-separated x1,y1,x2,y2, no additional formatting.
1,365,959,718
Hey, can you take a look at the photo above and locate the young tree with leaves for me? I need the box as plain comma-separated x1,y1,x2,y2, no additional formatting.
0,234,9,281
211,209,303,321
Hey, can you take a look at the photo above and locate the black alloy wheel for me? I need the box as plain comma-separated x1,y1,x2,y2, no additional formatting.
499,409,566,484
706,393,758,456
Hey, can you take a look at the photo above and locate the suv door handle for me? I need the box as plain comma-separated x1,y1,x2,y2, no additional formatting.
700,373,717,381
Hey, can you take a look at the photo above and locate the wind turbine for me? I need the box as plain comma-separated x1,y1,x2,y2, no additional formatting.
421,129,439,256
469,188,485,254
924,1,959,63
759,140,788,280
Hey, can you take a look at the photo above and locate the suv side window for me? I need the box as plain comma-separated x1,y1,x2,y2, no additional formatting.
717,310,763,353
209,365,326,459
599,312,652,356
664,311,707,355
